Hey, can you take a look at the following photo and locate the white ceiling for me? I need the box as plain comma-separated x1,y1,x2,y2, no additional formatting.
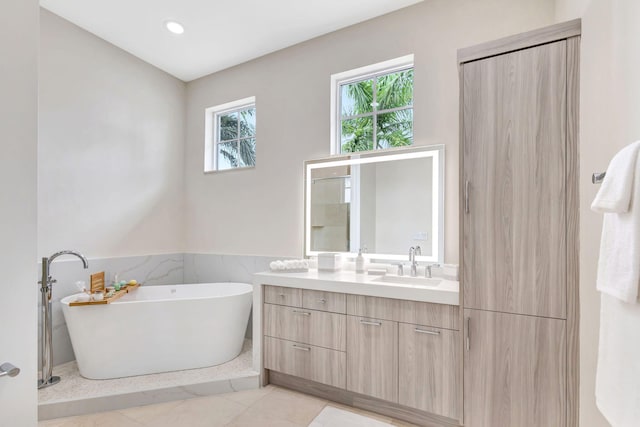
40,0,423,82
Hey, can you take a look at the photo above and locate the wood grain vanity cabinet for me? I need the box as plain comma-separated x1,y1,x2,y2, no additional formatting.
346,315,398,402
463,310,566,426
263,303,346,351
264,285,302,307
399,323,461,419
262,285,462,426
462,39,568,320
263,287,347,388
302,289,346,313
263,336,346,388
459,20,580,427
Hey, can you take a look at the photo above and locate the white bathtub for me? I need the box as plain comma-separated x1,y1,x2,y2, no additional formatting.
61,283,253,379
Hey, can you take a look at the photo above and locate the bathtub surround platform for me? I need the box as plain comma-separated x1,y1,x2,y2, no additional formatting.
38,253,283,421
38,340,258,420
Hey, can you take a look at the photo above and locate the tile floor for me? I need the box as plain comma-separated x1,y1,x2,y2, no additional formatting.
38,385,418,427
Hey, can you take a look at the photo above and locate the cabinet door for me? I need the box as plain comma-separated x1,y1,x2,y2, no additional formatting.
464,309,566,427
346,316,398,402
398,323,461,419
462,40,567,319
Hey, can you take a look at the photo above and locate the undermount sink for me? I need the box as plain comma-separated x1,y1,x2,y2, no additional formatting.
373,275,442,287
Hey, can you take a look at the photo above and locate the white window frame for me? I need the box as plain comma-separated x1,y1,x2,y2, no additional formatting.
204,96,256,173
330,55,414,155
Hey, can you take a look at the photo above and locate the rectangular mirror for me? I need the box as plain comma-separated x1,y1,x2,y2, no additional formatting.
305,145,444,263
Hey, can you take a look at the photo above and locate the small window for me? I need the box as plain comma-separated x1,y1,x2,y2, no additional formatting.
331,55,414,154
204,97,256,172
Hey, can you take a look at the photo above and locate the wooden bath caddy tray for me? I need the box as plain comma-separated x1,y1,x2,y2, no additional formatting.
69,283,140,307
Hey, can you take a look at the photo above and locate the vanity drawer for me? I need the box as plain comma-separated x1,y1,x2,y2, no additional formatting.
264,336,346,389
302,289,346,313
346,295,459,330
264,303,346,351
264,285,302,307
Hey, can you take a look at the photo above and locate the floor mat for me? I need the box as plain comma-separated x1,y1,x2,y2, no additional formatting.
309,406,394,427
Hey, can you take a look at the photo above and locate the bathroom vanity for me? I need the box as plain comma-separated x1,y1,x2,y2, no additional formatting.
253,271,462,427
251,131,459,426
253,16,583,423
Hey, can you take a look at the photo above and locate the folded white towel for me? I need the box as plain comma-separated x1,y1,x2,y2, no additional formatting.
269,259,309,271
592,141,640,213
592,141,640,302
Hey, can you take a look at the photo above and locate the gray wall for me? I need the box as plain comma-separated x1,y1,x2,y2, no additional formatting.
38,9,187,259
184,0,556,262
0,0,38,425
556,1,638,425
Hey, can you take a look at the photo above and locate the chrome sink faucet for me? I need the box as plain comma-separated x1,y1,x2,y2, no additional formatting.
426,263,441,278
409,246,421,277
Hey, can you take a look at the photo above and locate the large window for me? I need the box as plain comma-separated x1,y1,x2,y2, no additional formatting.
331,56,414,154
204,97,256,172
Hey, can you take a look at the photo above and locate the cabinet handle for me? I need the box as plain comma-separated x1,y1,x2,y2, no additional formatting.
360,320,382,326
465,180,470,214
317,298,326,304
292,345,310,352
414,328,440,336
466,317,471,351
293,310,311,316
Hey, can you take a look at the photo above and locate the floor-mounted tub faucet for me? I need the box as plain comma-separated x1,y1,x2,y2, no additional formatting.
38,250,88,389
409,246,421,277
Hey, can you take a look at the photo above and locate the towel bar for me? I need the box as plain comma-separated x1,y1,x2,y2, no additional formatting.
592,172,606,184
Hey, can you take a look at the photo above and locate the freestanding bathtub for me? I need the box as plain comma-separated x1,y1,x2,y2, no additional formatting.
61,283,253,379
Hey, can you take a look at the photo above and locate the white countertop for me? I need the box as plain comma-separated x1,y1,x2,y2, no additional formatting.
253,269,459,306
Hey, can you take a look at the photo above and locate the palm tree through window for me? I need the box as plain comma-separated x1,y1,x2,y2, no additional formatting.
215,105,256,170
339,68,413,153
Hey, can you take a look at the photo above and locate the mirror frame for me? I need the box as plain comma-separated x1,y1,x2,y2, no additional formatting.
304,145,445,263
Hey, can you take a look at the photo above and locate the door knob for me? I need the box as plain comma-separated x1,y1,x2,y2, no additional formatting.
0,362,20,378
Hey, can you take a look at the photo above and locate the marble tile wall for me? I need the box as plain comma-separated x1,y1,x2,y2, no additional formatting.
41,252,282,366
183,253,282,285
183,253,286,339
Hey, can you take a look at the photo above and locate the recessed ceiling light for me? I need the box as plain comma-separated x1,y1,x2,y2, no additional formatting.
164,20,184,35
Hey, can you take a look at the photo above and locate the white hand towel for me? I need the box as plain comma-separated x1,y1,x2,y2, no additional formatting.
592,141,640,302
592,141,640,213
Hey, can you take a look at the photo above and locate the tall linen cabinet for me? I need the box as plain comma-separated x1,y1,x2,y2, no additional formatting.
458,20,580,427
